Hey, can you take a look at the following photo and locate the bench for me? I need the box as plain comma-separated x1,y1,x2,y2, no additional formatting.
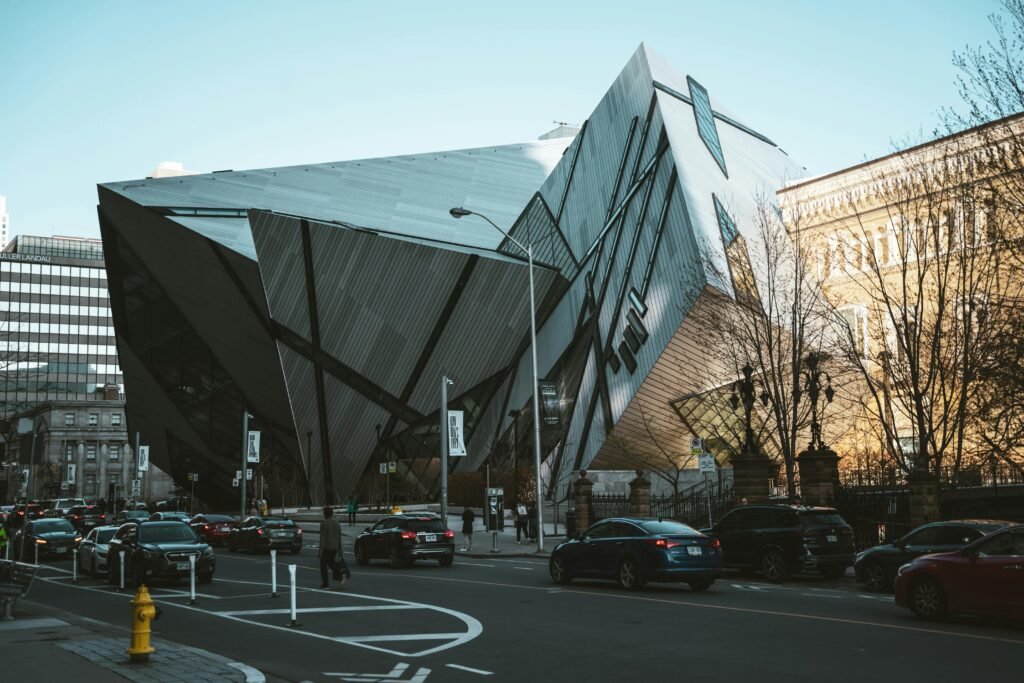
0,559,39,620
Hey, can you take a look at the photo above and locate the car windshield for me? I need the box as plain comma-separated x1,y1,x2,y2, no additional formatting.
126,511,149,519
799,512,847,528
639,520,699,535
407,519,445,532
264,518,295,529
139,525,198,543
96,529,117,543
33,520,75,533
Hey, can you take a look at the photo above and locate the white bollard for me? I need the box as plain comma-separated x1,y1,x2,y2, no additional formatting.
189,554,197,605
119,553,125,592
34,542,39,566
270,549,278,598
72,549,78,583
287,564,299,627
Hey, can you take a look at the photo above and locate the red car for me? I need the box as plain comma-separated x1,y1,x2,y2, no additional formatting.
895,524,1024,620
189,514,239,545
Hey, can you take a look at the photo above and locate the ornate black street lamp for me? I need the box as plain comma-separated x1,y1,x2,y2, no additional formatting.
729,364,771,456
801,352,834,453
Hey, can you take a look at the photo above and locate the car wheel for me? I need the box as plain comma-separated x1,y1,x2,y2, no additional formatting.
911,577,947,620
688,579,714,592
761,549,789,583
861,562,890,592
389,545,405,569
549,556,572,585
355,544,369,566
819,565,846,581
616,556,643,590
438,554,453,568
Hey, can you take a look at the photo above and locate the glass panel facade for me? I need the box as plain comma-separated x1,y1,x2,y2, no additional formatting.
687,76,727,176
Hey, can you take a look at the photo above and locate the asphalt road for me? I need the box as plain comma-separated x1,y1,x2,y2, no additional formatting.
23,537,1024,683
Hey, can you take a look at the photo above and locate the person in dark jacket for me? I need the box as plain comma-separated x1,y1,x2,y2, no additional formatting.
318,507,350,588
461,507,475,551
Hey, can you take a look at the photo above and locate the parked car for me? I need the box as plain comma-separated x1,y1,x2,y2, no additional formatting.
354,513,455,568
67,505,109,532
0,505,12,527
189,514,239,546
895,524,1024,620
77,525,119,576
12,518,82,561
704,505,855,582
550,518,722,591
228,516,302,554
107,521,215,586
855,519,1012,592
114,510,151,525
51,498,87,518
149,511,191,523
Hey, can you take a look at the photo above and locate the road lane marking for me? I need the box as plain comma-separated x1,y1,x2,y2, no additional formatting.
512,567,534,571
801,593,842,599
324,662,431,682
457,562,495,567
343,633,465,643
447,663,493,675
218,605,418,617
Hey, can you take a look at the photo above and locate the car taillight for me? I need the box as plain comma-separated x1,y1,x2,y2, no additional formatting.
400,530,417,540
652,538,684,549
444,529,454,538
71,515,81,520
711,538,721,549
257,528,264,536
296,528,302,536
202,524,210,532
99,514,106,521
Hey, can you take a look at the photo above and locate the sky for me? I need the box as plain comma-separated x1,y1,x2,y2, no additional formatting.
0,0,1002,241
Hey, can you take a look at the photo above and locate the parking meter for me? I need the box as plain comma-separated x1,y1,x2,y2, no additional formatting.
485,488,504,531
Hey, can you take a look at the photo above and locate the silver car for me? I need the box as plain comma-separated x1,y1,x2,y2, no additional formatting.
78,525,119,576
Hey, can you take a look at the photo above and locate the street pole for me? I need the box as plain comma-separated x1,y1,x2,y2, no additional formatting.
440,376,451,527
134,431,141,503
526,243,545,553
28,428,38,501
241,410,249,519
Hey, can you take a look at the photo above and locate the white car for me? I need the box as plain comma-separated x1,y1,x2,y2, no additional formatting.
78,525,119,576
52,498,87,517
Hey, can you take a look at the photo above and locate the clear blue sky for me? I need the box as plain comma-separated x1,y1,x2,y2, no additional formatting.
0,0,999,240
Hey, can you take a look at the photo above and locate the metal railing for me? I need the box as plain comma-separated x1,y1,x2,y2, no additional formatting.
651,479,734,529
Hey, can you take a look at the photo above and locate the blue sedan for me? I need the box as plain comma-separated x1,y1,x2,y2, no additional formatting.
550,517,722,591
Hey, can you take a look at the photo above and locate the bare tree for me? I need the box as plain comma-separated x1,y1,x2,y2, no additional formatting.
604,399,695,495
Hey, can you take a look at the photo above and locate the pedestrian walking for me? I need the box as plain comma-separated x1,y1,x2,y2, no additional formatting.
515,502,529,544
461,507,475,551
318,506,350,589
346,496,357,525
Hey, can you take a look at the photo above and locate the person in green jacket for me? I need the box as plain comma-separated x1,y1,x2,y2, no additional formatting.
346,496,357,526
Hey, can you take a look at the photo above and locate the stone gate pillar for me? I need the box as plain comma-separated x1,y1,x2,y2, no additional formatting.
629,470,651,517
729,453,774,504
908,469,940,528
574,470,594,531
797,448,840,506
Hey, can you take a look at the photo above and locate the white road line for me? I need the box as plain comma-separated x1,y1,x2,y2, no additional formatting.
447,663,494,676
218,605,418,617
801,593,842,599
342,633,465,643
512,567,534,571
457,562,495,567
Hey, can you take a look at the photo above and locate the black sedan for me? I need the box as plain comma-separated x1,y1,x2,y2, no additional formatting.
354,513,455,568
854,519,1011,592
550,518,722,591
107,521,215,586
67,505,109,532
228,516,302,554
12,519,82,561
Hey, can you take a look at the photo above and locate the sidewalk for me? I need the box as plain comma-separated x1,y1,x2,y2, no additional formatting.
0,600,267,683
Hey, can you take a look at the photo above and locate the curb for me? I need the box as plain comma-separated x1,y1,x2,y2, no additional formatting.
458,551,551,559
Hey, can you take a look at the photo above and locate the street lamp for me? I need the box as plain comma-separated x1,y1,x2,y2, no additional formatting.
17,414,48,501
729,364,771,457
800,352,834,453
449,206,546,553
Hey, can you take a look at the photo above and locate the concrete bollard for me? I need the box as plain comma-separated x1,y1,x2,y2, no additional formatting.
270,549,278,598
287,564,299,627
188,554,197,605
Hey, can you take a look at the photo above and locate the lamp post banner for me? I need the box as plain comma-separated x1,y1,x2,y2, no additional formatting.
247,431,261,463
137,446,150,472
448,411,467,456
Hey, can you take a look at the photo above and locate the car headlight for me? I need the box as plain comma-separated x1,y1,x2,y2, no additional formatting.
201,547,214,557
855,551,866,563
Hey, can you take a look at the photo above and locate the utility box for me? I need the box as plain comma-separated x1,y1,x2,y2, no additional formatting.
484,487,504,531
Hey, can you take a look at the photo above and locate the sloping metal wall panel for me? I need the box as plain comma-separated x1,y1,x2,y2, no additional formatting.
249,211,312,341
277,345,319,487
322,374,391,497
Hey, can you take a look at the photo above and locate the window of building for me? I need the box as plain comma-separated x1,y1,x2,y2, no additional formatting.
839,305,868,359
111,413,121,426
86,444,96,461
110,444,119,460
65,444,73,461
713,194,739,246
687,76,727,176
85,473,97,497
88,413,98,426
897,436,919,458
65,413,75,426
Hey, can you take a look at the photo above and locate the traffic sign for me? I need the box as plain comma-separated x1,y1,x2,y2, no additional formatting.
236,470,242,479
379,463,387,475
246,468,254,481
388,461,397,474
690,437,704,456
699,453,717,474
486,487,504,496
232,478,240,488
188,472,199,482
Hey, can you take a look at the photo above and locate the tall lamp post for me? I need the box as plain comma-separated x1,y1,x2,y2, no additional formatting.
800,352,834,454
729,364,771,457
450,207,546,553
17,415,48,501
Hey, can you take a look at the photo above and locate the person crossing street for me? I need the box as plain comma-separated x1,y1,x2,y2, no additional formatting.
318,506,350,589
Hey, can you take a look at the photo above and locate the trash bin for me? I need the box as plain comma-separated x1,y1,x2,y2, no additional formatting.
565,511,576,538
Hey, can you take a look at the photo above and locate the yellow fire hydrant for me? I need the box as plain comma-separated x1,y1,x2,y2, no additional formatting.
127,584,157,663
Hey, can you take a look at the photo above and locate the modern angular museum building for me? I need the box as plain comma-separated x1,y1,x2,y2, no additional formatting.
96,45,803,507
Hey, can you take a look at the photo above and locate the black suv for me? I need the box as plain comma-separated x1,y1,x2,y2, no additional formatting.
354,513,455,568
706,505,854,582
107,521,215,586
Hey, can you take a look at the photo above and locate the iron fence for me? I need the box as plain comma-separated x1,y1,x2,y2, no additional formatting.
591,493,630,522
651,479,734,529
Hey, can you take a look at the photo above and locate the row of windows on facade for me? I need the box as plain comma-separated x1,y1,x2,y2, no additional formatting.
65,443,128,461
63,412,121,427
0,261,107,279
838,298,986,361
815,198,999,278
12,236,105,261
0,280,110,299
1,301,112,317
0,343,118,356
4,322,115,336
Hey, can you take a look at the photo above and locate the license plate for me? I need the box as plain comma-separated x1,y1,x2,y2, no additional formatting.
826,535,838,543
425,534,436,543
217,527,228,532
687,546,702,556
175,562,190,571
55,547,67,554
273,531,290,537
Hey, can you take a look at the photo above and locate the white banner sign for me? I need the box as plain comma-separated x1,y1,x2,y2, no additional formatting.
699,453,717,474
137,445,150,472
247,431,261,463
448,411,466,457
66,464,76,485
